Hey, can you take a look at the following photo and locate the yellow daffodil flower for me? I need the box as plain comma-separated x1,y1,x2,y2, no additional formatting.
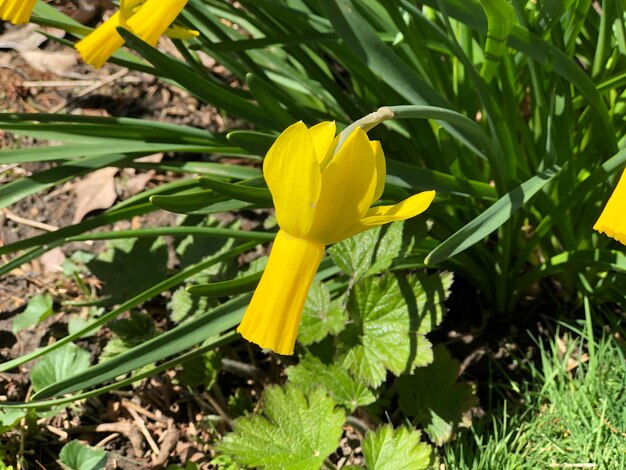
594,168,626,245
237,121,436,355
0,0,36,25
76,0,196,69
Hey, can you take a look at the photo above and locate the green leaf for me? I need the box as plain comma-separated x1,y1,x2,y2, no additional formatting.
219,385,345,470
59,440,107,470
286,355,375,412
362,425,435,470
297,281,348,346
31,343,91,392
329,222,404,281
425,165,562,265
398,345,477,445
100,312,157,363
87,238,168,306
478,0,516,82
12,294,54,334
109,311,155,344
116,28,276,129
0,408,25,433
227,130,275,155
198,177,273,205
168,287,217,324
179,350,221,388
187,272,263,297
343,273,452,387
31,295,248,400
0,154,130,210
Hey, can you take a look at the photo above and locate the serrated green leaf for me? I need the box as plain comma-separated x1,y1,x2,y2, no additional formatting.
31,343,91,392
343,273,453,387
168,287,217,324
179,350,221,388
397,345,477,445
100,312,156,363
87,238,168,306
59,440,107,470
109,311,155,344
12,294,53,334
0,408,25,433
298,281,348,346
362,425,435,470
329,222,404,281
219,385,345,470
286,355,375,412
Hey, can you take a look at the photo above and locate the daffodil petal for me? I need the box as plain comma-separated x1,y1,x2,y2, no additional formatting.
126,0,189,46
264,122,321,237
337,190,436,240
0,0,36,24
75,11,126,69
594,169,626,245
307,127,377,244
237,230,325,355
309,121,336,163
370,140,386,203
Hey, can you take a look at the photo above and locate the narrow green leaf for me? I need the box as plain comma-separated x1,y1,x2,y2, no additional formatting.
425,165,562,265
198,177,273,205
0,154,130,210
247,73,295,128
478,0,516,82
117,28,276,129
0,241,257,374
187,271,264,297
31,295,249,399
227,130,276,155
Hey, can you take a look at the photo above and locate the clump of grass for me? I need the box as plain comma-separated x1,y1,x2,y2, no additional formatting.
445,319,626,469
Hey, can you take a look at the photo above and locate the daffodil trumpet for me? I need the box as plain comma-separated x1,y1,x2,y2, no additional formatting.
237,116,436,355
0,0,37,24
75,0,197,68
594,168,626,245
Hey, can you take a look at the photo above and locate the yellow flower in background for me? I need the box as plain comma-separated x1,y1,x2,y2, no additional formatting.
594,168,626,245
0,0,37,24
237,121,436,355
76,0,196,69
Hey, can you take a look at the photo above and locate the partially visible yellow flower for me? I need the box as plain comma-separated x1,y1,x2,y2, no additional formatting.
0,0,37,25
76,0,195,69
237,121,436,355
594,168,626,245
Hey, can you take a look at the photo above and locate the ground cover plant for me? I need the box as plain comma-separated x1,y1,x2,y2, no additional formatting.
0,0,625,468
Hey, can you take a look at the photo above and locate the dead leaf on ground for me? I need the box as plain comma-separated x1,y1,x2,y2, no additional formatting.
0,24,65,51
40,248,66,273
123,153,163,195
21,50,78,76
72,167,118,224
